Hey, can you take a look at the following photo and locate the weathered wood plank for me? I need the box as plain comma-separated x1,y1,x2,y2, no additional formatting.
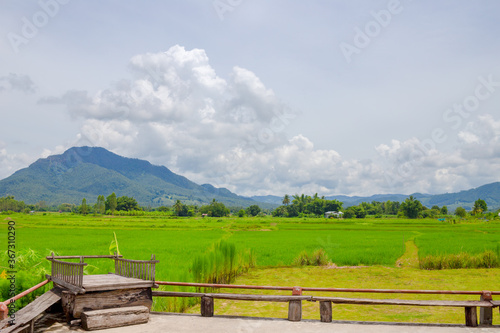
288,300,302,321
81,306,149,331
311,297,493,307
71,288,152,319
479,294,493,326
200,296,214,317
46,275,84,294
46,255,123,259
80,274,155,292
0,288,62,333
61,291,76,323
319,301,332,323
152,291,205,298
465,306,478,327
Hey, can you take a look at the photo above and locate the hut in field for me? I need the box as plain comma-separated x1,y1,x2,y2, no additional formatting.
324,211,343,218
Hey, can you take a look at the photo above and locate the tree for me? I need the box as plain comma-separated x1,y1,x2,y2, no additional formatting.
272,206,288,217
173,200,189,216
200,199,230,217
246,205,261,217
440,206,448,215
399,196,423,219
455,206,467,218
237,209,246,217
304,199,324,216
96,195,106,214
116,196,138,211
0,196,26,212
106,192,117,214
472,199,487,215
282,194,290,206
343,208,355,219
323,199,343,213
80,198,88,215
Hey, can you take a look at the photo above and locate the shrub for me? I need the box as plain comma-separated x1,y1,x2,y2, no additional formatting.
293,249,329,266
419,250,499,270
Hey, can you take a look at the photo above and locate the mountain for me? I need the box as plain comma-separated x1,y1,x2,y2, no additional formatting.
0,147,274,208
251,183,500,211
422,182,500,210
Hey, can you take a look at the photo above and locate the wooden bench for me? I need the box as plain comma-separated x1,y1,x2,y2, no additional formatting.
152,291,311,321
311,296,496,327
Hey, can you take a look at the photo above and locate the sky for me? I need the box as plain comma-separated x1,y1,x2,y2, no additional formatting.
1,0,500,197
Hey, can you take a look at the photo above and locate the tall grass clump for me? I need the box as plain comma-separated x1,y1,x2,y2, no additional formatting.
191,240,255,285
419,250,500,270
0,249,51,309
293,248,330,266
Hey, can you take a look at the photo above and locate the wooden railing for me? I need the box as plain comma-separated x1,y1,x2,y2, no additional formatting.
154,281,500,327
46,254,87,290
114,254,159,282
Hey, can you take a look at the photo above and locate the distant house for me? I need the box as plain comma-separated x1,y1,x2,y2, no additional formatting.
324,211,343,218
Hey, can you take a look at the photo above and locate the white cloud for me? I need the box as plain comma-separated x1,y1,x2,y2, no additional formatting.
0,142,33,180
35,45,500,197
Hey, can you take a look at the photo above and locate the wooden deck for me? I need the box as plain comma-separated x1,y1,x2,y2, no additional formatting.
81,275,155,292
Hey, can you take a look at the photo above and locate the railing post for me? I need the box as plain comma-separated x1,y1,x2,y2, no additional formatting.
288,300,302,321
480,291,493,326
201,296,214,317
465,307,478,327
320,301,332,322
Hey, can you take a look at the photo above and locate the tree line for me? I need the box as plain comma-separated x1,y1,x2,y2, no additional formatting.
0,194,497,220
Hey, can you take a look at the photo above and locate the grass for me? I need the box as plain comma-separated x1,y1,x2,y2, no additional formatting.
2,213,500,323
185,265,500,324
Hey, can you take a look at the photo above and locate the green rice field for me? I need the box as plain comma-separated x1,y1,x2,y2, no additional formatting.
1,213,500,323
2,213,500,280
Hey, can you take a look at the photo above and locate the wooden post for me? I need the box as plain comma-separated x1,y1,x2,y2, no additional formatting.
201,296,214,317
30,318,35,333
479,293,493,326
288,300,302,321
319,301,332,322
465,307,478,327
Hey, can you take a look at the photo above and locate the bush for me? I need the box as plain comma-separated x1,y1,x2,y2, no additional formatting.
0,249,50,309
419,250,500,270
293,249,329,266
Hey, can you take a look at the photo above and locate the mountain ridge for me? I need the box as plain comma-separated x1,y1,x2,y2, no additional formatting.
251,183,500,211
1,146,499,211
0,147,271,208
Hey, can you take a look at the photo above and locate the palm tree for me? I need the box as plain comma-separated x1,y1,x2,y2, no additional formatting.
282,194,290,206
174,200,183,215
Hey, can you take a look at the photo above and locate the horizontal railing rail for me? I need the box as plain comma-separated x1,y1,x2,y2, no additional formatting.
155,281,500,296
45,255,123,260
0,279,49,320
154,281,500,327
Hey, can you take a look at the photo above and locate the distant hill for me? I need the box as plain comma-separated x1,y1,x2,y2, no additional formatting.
0,147,274,208
252,183,500,211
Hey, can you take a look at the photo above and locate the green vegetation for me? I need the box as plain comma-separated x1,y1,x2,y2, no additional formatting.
292,248,329,266
419,251,499,270
199,200,230,217
272,193,342,217
191,240,255,284
2,213,500,321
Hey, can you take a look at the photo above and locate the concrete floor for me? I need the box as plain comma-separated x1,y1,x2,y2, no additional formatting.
38,312,500,333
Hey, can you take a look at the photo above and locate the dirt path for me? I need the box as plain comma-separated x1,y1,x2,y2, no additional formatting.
395,236,420,268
